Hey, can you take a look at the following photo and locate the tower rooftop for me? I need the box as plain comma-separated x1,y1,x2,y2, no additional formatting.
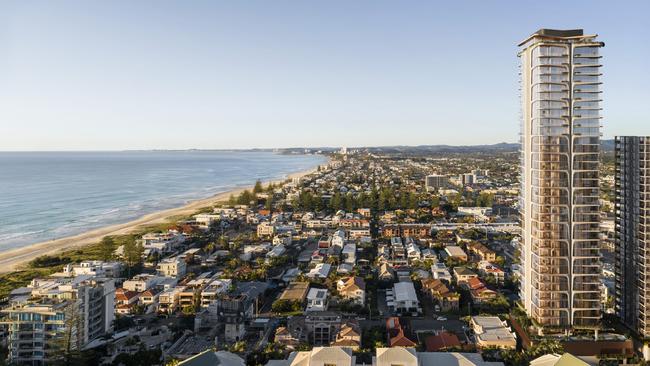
518,28,597,46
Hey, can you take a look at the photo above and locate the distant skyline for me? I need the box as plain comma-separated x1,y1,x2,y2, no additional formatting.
1,1,649,151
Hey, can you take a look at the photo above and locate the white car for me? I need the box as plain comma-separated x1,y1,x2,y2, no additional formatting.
436,316,447,321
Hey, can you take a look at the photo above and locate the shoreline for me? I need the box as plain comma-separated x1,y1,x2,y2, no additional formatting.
0,164,323,274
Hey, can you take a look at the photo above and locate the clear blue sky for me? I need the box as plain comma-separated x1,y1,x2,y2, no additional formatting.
0,1,648,150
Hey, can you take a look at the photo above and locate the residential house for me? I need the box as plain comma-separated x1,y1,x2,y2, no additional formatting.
274,326,300,349
424,331,461,352
115,288,139,314
257,222,276,237
467,242,497,262
331,230,346,248
467,278,497,304
420,279,459,312
331,321,361,350
306,288,329,312
378,263,395,282
470,316,516,349
158,286,184,314
453,267,478,286
200,278,232,309
430,263,453,283
337,277,366,306
386,317,416,347
341,244,356,264
307,263,332,279
444,246,468,262
478,261,505,284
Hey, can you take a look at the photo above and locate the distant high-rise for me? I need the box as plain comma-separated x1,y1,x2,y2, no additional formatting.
425,174,448,191
615,136,650,336
518,29,604,329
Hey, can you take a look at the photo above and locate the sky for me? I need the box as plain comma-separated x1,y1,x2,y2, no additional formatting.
0,1,649,151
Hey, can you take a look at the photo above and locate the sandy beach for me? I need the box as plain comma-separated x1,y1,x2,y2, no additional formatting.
0,165,320,274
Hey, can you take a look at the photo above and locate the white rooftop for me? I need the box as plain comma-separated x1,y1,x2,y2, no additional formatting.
393,281,418,302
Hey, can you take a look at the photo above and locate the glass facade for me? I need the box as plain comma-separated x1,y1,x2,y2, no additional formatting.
615,136,650,336
519,30,603,329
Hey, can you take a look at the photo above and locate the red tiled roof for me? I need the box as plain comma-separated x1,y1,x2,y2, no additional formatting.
115,290,138,301
467,277,485,290
386,317,416,347
425,331,461,351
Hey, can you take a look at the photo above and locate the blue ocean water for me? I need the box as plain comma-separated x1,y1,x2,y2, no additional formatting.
0,151,326,251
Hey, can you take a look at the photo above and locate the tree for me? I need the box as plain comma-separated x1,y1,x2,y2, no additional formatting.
408,192,418,209
345,193,355,212
253,180,264,194
228,194,237,205
237,190,255,205
477,192,495,207
99,236,115,261
330,192,342,211
123,237,144,270
272,299,302,313
57,301,83,365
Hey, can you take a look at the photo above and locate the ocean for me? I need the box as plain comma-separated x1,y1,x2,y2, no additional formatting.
0,151,326,251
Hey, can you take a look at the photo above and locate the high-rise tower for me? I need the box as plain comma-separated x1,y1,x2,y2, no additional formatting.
615,136,650,336
518,29,603,329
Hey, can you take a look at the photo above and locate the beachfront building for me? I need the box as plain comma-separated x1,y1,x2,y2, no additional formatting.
2,300,77,364
61,260,123,278
519,29,604,329
194,213,222,229
141,230,186,255
1,276,115,364
614,136,650,337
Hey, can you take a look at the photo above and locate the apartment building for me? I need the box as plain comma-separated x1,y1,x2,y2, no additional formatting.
217,281,268,342
614,136,650,336
61,260,123,278
1,276,115,364
425,174,448,192
157,256,187,279
519,29,604,329
2,301,76,364
388,282,421,316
